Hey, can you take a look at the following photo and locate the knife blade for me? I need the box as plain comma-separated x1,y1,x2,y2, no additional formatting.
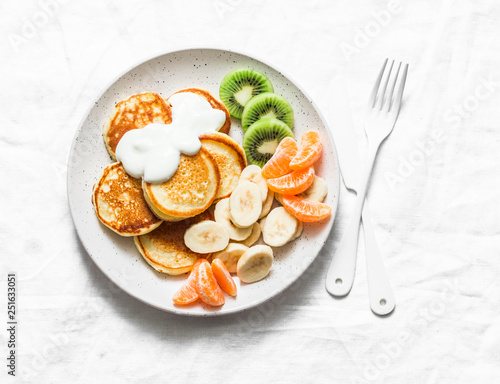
327,76,395,315
327,77,361,192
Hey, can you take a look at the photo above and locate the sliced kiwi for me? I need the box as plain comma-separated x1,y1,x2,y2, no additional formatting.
219,69,274,119
242,118,294,168
241,92,294,132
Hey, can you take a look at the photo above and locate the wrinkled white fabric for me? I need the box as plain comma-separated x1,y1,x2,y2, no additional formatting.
1,0,499,382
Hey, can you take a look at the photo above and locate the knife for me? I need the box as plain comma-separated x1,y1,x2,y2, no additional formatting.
326,76,395,315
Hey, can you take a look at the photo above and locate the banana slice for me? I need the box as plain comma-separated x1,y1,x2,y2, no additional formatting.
214,198,253,241
275,193,283,205
298,176,328,202
238,222,261,247
259,217,267,232
239,164,268,202
262,207,298,247
259,216,267,238
213,243,249,273
259,189,275,219
229,181,262,228
184,220,229,253
237,245,273,283
291,220,303,241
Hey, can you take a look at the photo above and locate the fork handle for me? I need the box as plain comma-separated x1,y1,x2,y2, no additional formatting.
362,203,395,315
326,146,378,296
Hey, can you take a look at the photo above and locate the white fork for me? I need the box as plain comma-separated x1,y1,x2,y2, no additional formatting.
326,59,409,298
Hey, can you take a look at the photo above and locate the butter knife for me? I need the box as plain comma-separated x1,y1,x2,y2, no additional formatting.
327,76,395,315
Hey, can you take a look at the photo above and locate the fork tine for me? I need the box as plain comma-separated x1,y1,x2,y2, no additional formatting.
390,63,409,115
378,60,394,110
386,61,401,112
369,58,388,108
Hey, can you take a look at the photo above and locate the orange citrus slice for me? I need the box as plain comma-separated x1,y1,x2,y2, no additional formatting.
267,166,315,195
289,131,323,170
172,259,203,305
281,194,332,222
196,259,225,306
261,137,298,178
211,259,237,296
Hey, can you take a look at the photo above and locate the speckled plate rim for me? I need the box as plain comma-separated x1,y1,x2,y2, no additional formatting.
67,45,340,317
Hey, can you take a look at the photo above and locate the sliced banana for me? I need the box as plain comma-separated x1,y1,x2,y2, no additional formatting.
184,220,229,253
229,181,262,228
214,198,253,241
259,217,267,232
275,193,283,205
238,222,261,247
237,245,273,283
262,207,298,247
213,243,249,273
259,189,275,219
239,164,268,202
291,220,303,241
298,176,328,202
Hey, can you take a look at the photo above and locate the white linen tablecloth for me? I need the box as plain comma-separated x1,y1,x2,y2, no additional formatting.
1,0,500,382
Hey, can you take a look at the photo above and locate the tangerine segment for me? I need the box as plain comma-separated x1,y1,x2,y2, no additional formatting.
196,259,225,306
281,195,332,222
289,131,323,170
267,166,315,195
211,259,237,296
261,137,298,179
172,259,203,305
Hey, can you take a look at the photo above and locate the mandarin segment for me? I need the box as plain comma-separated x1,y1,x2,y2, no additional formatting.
261,137,298,179
289,131,323,170
281,195,332,222
196,259,225,306
266,166,315,195
172,259,204,305
211,259,237,296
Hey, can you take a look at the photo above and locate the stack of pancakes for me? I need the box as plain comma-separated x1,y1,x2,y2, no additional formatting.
92,90,246,275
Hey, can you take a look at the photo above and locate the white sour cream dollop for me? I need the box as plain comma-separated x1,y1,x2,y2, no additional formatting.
115,92,226,184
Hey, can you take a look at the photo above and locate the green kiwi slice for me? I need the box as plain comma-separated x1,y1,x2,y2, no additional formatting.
242,118,294,168
219,69,274,119
241,92,294,132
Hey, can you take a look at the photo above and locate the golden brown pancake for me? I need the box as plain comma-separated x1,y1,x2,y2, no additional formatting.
199,132,246,202
103,92,172,159
142,147,220,221
92,163,162,236
168,88,231,134
134,210,213,275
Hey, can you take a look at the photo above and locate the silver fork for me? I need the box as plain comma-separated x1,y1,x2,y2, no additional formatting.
326,59,409,298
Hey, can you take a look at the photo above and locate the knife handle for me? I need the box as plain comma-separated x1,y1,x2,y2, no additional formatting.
362,203,395,315
325,147,377,296
325,206,362,296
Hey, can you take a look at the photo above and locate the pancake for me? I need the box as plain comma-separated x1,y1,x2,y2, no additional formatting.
103,92,172,159
143,147,220,221
92,163,162,236
134,211,213,275
199,132,247,202
168,88,231,134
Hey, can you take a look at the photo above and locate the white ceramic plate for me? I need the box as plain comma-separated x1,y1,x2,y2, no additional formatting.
67,48,340,317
